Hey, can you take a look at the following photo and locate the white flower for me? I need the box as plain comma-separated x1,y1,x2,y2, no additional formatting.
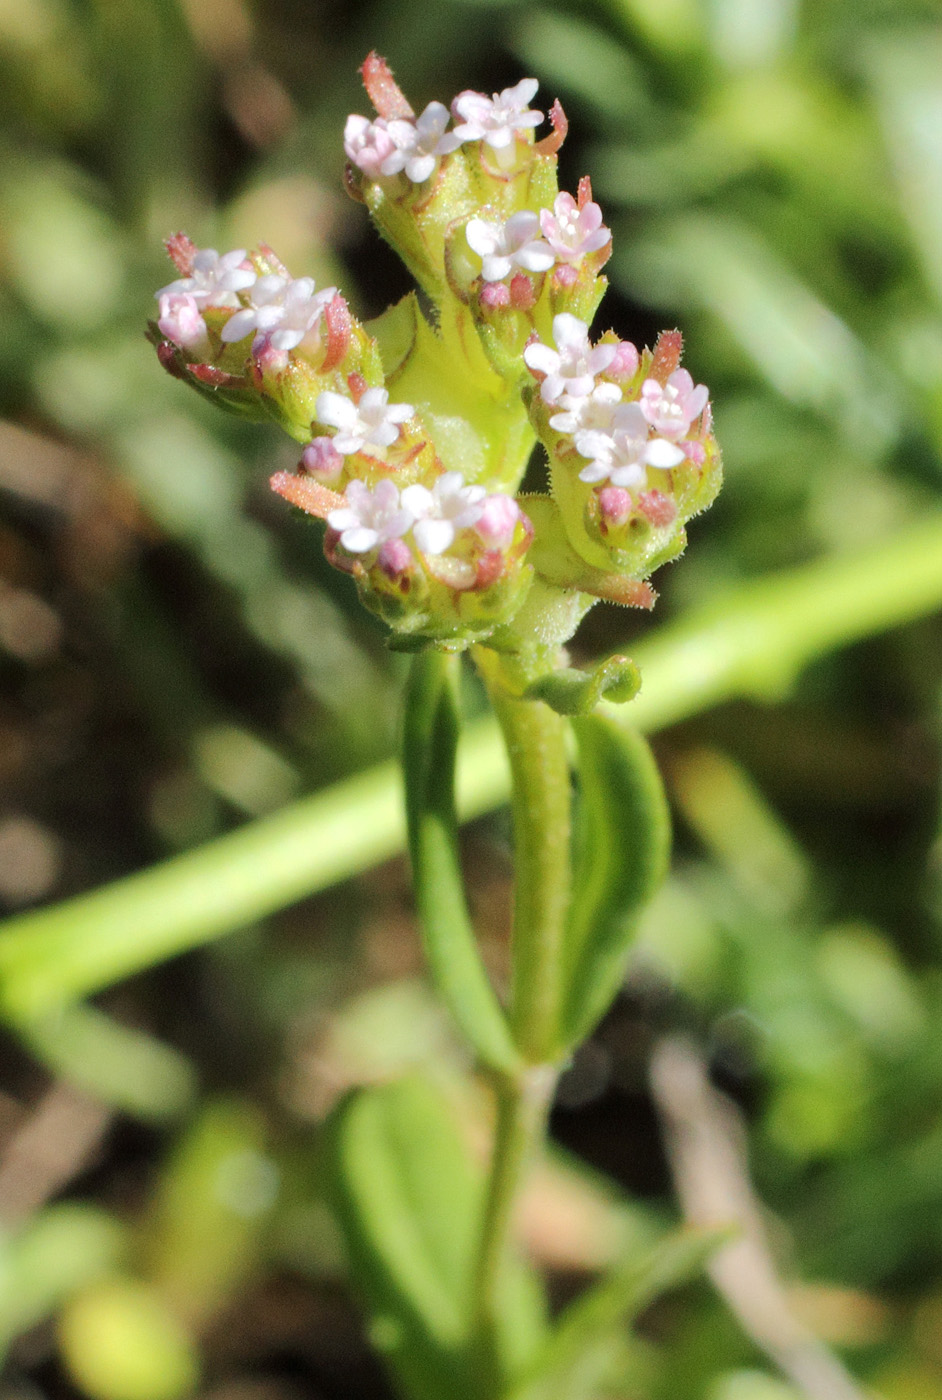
221,275,338,353
327,479,414,555
315,387,414,456
548,381,622,435
344,115,399,178
157,292,209,351
575,403,686,487
523,314,617,404
401,472,486,555
384,102,464,183
539,192,610,263
465,211,555,283
157,247,256,308
639,369,709,441
452,79,543,153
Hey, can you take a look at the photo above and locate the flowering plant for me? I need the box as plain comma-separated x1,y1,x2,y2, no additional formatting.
149,54,723,1400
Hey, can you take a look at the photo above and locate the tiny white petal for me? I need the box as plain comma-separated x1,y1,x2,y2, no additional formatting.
413,518,456,555
644,438,686,468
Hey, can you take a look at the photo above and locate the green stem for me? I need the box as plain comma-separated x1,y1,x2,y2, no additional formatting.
467,651,574,1389
482,662,573,1063
471,1066,555,1377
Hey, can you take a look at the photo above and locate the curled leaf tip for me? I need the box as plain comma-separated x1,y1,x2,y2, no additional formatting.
534,99,568,156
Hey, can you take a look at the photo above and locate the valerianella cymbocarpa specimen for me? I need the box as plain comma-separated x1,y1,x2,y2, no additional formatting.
148,55,721,694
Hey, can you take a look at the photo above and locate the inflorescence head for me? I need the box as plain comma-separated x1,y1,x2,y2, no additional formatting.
148,54,721,674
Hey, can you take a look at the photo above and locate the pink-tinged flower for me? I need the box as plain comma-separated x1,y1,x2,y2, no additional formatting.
384,102,464,182
598,487,633,526
465,211,555,284
315,387,414,456
401,472,486,555
548,381,622,435
523,314,617,404
608,340,640,381
480,281,511,309
343,114,399,178
377,538,414,577
475,494,520,548
452,79,543,156
539,192,610,263
221,275,338,353
157,247,256,307
575,403,685,487
327,479,414,554
157,292,209,352
301,437,344,482
639,369,709,440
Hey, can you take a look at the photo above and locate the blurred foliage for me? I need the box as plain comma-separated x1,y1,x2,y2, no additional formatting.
3,0,942,1398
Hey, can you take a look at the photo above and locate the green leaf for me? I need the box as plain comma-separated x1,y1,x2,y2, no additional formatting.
559,716,671,1051
507,1225,728,1400
402,652,520,1074
324,1077,546,1400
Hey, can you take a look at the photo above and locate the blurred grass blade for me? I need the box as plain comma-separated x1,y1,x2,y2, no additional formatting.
613,214,895,452
864,31,942,305
19,1003,196,1123
403,651,519,1074
559,717,670,1052
508,1226,727,1400
671,747,810,917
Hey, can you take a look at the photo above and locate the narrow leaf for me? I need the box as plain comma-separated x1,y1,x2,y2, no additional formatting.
559,716,670,1051
402,652,520,1073
325,1077,545,1400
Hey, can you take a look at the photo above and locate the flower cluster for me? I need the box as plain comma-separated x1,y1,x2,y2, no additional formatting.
149,54,720,672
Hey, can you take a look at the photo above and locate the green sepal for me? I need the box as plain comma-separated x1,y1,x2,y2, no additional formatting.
522,495,658,610
506,1225,728,1400
523,654,641,716
403,652,521,1074
558,715,671,1052
324,1077,548,1400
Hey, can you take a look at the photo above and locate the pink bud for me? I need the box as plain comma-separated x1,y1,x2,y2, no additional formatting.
608,340,640,382
475,494,520,548
637,490,677,526
157,293,209,351
253,340,290,374
302,437,344,482
684,440,706,465
377,537,413,577
509,274,535,310
598,487,632,526
481,281,511,309
552,264,578,289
